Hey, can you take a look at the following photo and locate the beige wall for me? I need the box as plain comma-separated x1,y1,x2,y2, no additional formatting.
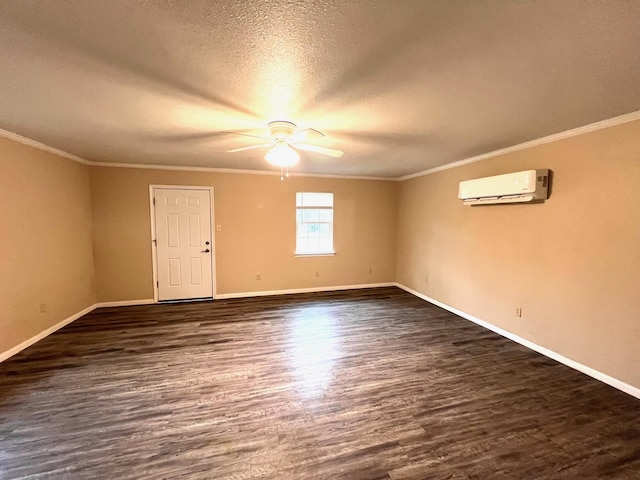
3,117,639,392
396,119,640,387
0,137,96,355
90,167,397,302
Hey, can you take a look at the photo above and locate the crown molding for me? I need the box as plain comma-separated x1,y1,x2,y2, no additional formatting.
89,160,393,181
0,128,93,165
0,126,391,181
3,109,639,182
398,110,640,181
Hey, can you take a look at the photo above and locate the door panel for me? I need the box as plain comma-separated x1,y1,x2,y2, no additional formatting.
154,188,213,301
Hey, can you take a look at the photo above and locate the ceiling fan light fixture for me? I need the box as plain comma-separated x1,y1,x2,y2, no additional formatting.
265,141,300,167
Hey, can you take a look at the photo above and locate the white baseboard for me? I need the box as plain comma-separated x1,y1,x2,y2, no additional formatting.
96,299,155,308
0,299,154,364
0,287,392,363
11,285,636,400
395,283,640,400
0,303,97,364
215,282,396,300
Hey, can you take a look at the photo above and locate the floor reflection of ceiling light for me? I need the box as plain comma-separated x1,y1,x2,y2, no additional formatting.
287,312,340,399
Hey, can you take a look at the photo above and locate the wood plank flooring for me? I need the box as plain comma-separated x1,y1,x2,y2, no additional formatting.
1,287,639,479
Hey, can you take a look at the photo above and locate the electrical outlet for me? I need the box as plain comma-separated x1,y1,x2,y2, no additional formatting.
515,307,522,317
216,225,222,231
255,274,261,280
39,303,47,313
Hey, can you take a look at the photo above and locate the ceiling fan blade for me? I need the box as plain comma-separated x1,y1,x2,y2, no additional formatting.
222,131,271,140
141,129,263,142
294,143,344,158
289,128,325,143
226,143,272,153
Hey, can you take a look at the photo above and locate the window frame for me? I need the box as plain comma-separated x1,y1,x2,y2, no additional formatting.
295,192,335,257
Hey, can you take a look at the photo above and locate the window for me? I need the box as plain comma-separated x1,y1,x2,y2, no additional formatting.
296,192,334,255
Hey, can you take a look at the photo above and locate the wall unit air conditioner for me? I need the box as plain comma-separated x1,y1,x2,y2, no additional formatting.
458,169,549,205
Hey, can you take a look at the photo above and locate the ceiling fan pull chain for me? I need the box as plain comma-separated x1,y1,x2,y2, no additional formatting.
279,167,291,181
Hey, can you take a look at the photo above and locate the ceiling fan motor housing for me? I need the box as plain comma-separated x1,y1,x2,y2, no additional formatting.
268,121,297,140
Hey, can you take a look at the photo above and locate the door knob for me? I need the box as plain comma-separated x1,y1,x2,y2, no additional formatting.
201,249,210,253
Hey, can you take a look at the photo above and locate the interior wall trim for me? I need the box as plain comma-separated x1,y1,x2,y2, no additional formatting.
2,285,395,365
0,127,389,181
0,303,97,364
215,282,396,299
90,161,392,182
95,299,155,308
6,286,638,401
398,109,640,181
395,283,640,400
2,110,638,182
0,299,156,364
0,128,92,165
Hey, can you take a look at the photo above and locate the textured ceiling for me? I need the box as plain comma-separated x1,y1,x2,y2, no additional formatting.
0,0,639,178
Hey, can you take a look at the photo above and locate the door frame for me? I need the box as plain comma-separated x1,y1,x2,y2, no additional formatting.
149,185,216,303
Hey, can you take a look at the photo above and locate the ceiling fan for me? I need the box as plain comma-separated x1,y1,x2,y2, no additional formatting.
225,121,344,172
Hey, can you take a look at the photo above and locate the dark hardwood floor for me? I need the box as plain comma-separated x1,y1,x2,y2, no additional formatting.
1,287,639,479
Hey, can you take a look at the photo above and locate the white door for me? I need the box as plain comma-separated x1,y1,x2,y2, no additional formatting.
153,187,214,301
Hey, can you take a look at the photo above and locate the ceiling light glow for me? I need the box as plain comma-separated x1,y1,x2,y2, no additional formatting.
265,141,300,167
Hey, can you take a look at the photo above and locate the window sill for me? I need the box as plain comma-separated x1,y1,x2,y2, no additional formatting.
294,252,336,257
